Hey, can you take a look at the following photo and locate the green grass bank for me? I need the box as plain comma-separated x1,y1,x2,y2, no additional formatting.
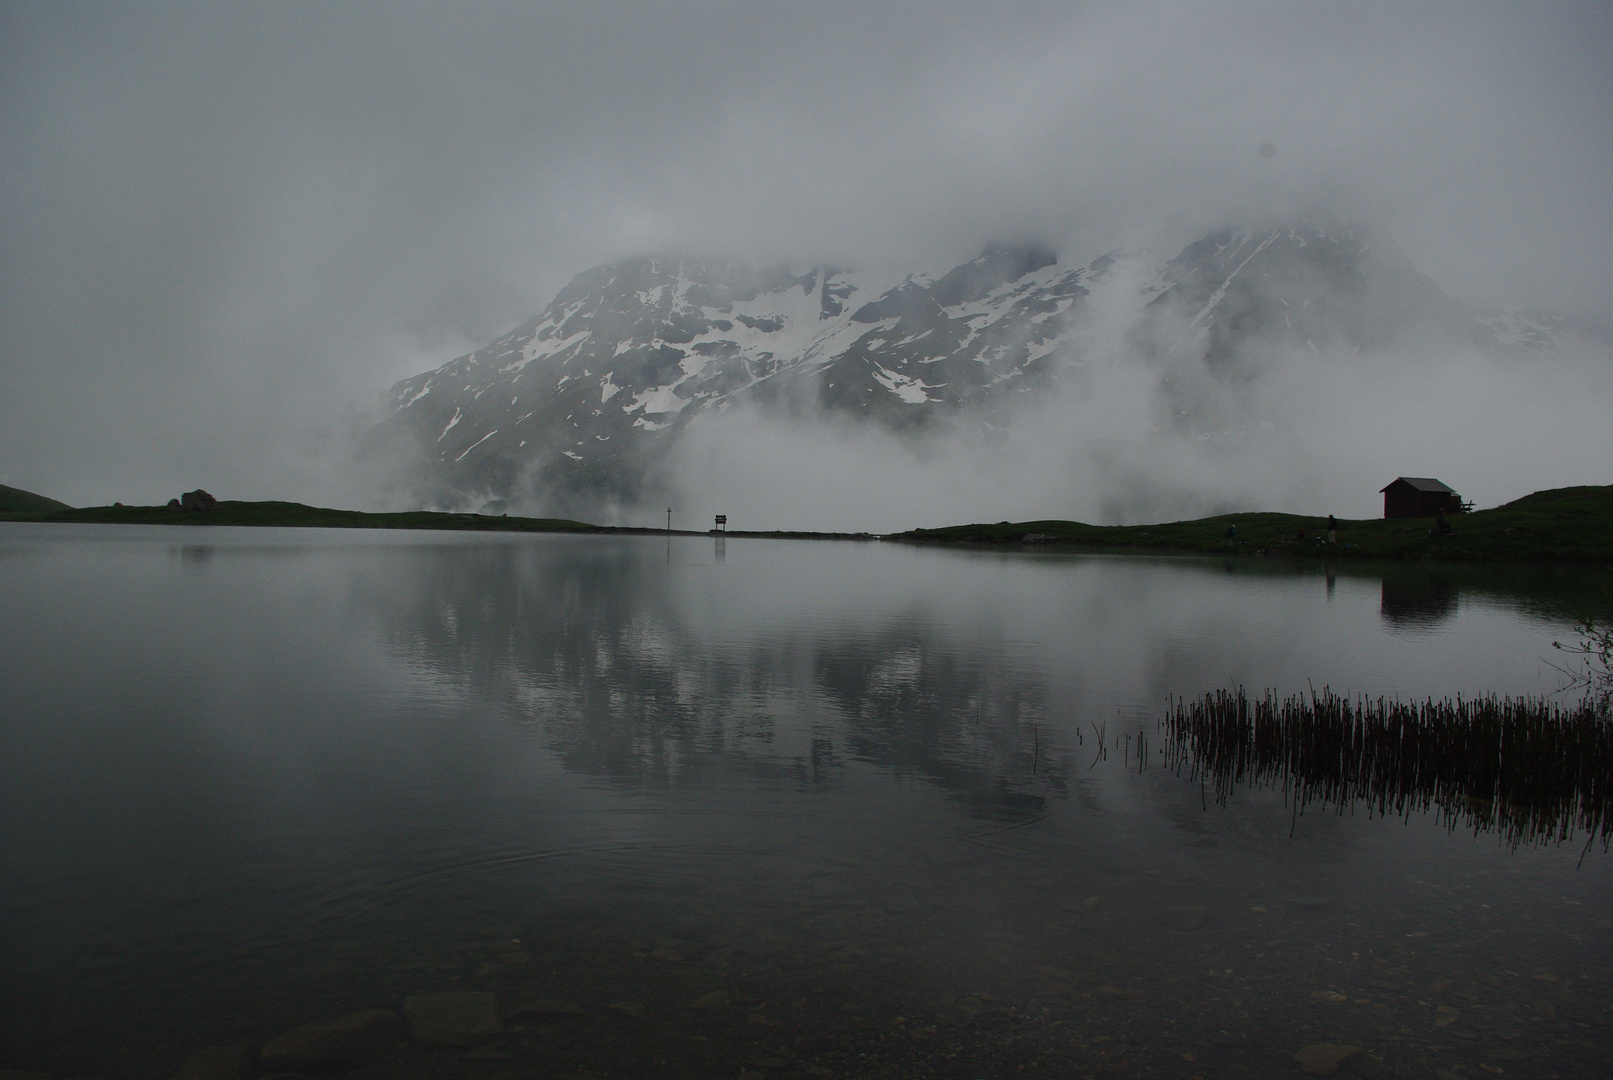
9,499,603,533
6,484,1608,561
891,485,1613,564
0,482,73,518
1,493,873,540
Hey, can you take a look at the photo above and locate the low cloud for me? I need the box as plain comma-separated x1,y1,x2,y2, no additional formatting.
663,317,1613,534
1,2,1609,508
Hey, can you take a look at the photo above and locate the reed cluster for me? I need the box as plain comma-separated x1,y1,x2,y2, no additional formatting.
1163,688,1612,853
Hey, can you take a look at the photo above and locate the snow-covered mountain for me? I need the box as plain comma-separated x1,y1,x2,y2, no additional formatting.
369,225,1575,513
377,258,876,508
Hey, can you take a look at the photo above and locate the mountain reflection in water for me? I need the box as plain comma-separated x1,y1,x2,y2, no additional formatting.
377,537,1067,816
1164,688,1613,854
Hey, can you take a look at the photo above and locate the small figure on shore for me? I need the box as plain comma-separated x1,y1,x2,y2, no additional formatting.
1327,514,1337,544
1296,526,1307,542
1431,508,1456,538
1225,525,1236,545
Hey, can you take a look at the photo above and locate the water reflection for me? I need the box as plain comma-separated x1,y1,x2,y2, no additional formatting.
357,539,1612,820
1193,552,1613,628
369,542,1060,814
175,543,215,568
1379,567,1459,633
4,528,1612,1080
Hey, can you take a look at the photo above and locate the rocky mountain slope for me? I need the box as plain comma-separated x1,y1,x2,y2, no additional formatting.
369,224,1573,514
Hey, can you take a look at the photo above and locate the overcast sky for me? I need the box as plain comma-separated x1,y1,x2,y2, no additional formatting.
2,1,1610,507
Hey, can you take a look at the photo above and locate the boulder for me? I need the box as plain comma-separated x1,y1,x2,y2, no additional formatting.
403,992,503,1046
258,1008,405,1072
181,489,219,511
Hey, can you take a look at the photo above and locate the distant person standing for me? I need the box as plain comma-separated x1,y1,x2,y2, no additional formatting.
1327,514,1337,544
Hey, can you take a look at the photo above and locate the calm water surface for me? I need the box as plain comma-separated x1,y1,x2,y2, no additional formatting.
2,524,1609,1080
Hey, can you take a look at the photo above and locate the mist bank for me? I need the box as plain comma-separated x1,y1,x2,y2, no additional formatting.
658,342,1613,534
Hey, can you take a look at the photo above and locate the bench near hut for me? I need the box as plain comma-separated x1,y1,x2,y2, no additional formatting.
1380,477,1462,519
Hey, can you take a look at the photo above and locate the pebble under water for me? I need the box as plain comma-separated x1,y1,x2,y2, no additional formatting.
1,526,1609,1080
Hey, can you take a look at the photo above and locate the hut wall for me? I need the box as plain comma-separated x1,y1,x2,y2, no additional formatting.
1383,484,1460,519
1384,485,1423,518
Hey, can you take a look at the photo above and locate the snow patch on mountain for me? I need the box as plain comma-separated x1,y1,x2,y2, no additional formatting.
369,227,1587,515
871,365,937,403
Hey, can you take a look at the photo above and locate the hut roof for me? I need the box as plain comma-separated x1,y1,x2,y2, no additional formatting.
1381,477,1455,494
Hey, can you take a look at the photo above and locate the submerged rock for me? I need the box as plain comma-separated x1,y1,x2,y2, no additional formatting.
505,997,583,1018
403,992,503,1046
259,1008,404,1072
1286,897,1335,910
171,1045,248,1080
1165,905,1209,930
746,1055,791,1069
1294,1043,1361,1076
688,989,730,1010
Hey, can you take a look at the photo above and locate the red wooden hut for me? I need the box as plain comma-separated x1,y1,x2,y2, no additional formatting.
1380,477,1461,519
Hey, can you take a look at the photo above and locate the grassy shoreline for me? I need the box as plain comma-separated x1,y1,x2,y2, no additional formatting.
890,485,1613,565
0,499,876,540
4,484,1608,562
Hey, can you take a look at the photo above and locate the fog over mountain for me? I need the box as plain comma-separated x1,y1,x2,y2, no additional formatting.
2,2,1610,527
371,225,1611,529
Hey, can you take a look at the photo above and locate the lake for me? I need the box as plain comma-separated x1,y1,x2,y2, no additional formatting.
2,524,1609,1080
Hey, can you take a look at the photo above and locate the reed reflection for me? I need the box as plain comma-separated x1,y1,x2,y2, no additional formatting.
1163,688,1613,854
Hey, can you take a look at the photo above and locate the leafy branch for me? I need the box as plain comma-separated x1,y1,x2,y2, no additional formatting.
1552,612,1613,716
